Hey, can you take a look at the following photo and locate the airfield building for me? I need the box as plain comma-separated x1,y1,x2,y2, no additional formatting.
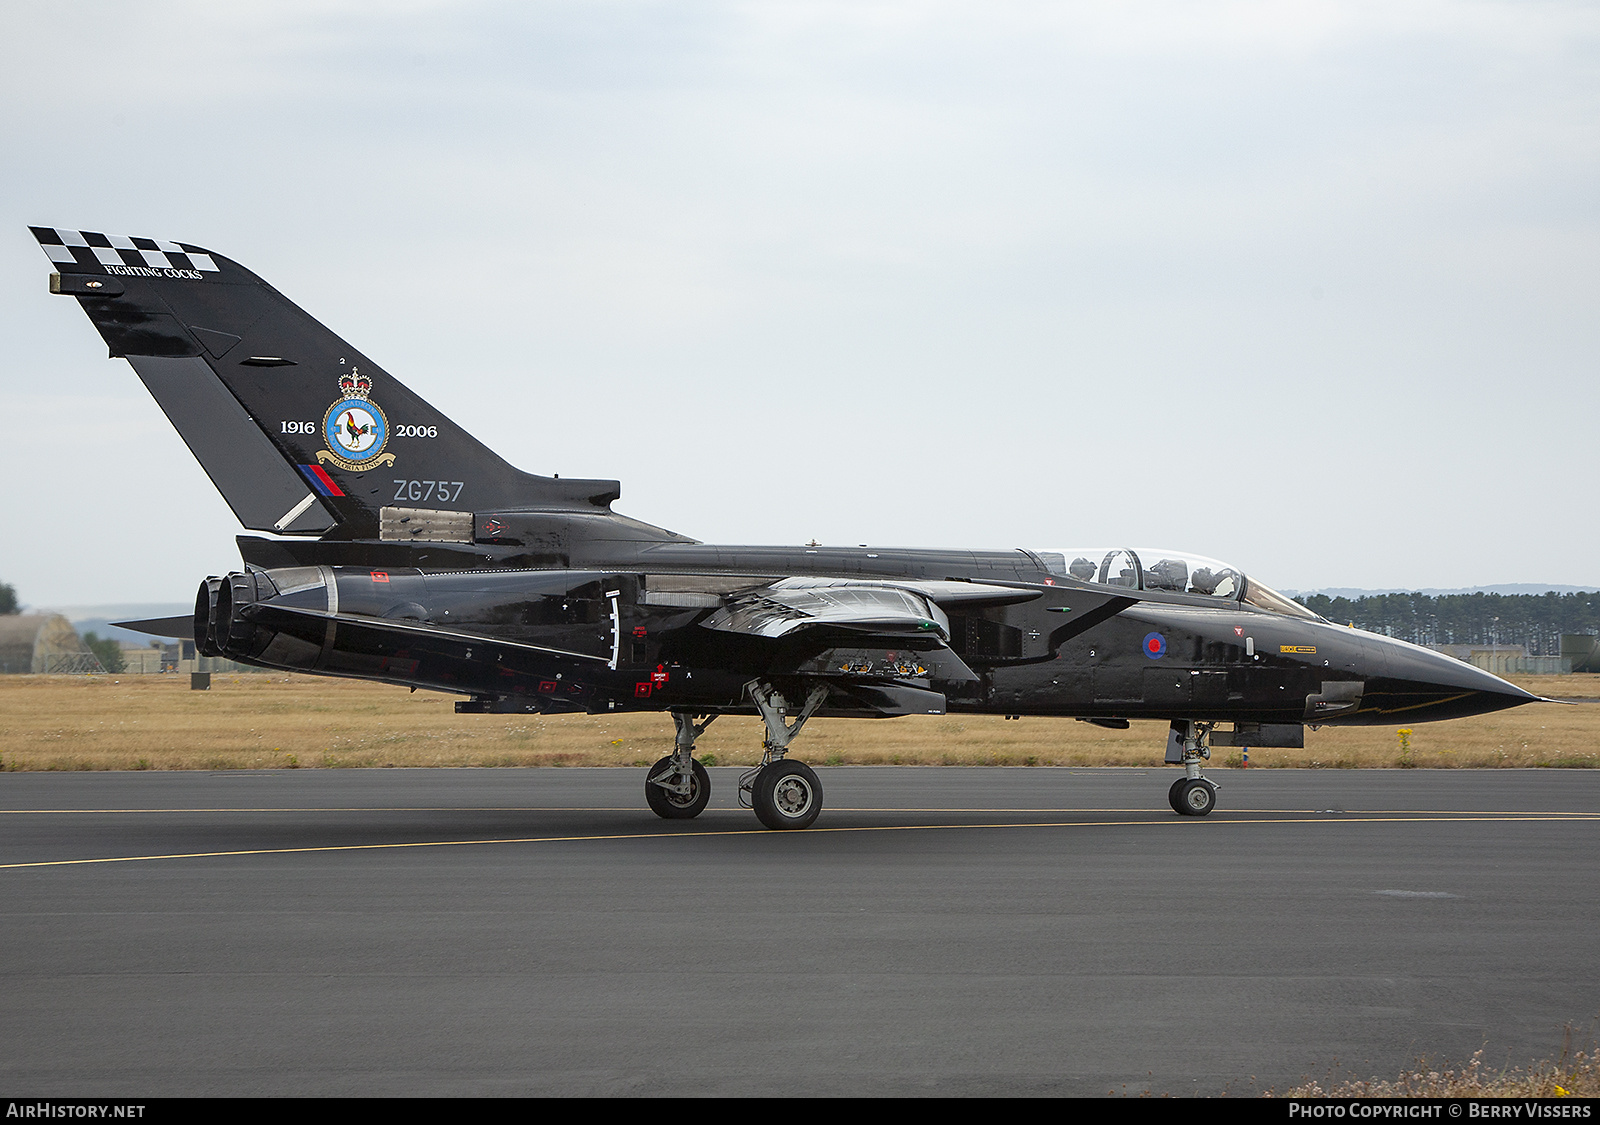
0,614,105,675
1430,643,1569,676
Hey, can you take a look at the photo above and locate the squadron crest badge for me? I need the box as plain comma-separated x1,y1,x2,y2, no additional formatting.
316,367,395,471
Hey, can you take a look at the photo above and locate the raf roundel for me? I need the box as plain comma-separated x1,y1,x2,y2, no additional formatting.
1142,631,1167,660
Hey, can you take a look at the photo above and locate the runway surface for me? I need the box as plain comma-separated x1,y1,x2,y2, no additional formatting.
0,766,1596,1096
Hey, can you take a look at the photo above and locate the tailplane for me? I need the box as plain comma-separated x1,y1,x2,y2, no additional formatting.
33,226,628,541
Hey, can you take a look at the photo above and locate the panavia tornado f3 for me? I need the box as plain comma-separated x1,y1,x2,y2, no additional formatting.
31,225,1540,828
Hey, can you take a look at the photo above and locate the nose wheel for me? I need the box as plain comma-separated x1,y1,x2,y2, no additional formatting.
1168,776,1216,816
1167,720,1219,817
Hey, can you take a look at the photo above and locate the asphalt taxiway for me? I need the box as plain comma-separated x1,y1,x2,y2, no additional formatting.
0,766,1596,1096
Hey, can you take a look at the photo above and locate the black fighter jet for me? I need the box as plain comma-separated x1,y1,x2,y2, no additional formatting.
31,226,1540,829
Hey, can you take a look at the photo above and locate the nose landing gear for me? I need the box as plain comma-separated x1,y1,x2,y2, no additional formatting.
1167,720,1219,817
645,712,717,820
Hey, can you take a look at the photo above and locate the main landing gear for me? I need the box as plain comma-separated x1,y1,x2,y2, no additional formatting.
645,712,716,820
644,682,830,830
740,682,828,830
1168,720,1219,817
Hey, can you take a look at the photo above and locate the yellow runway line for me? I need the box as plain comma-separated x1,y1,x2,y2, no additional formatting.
0,806,645,815
0,806,1595,816
0,811,1594,872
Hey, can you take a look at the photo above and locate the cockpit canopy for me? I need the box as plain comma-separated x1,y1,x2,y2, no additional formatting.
1035,547,1319,620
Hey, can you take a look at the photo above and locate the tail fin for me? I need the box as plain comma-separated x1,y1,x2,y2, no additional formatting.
32,226,622,539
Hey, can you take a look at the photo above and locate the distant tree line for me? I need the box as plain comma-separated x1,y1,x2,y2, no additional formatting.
1295,591,1600,656
0,582,17,615
81,632,125,674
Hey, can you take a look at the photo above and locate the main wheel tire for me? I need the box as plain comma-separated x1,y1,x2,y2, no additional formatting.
645,756,711,820
1175,778,1216,817
751,760,823,830
1167,777,1188,814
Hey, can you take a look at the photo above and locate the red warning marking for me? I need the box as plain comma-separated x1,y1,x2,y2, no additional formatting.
371,571,389,583
635,683,652,698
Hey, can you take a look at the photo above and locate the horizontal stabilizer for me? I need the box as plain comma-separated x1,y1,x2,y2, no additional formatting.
112,616,196,640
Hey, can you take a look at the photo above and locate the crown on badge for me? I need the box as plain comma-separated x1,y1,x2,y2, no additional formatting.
338,367,373,399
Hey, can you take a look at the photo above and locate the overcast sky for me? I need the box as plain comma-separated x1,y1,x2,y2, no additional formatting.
3,0,1596,607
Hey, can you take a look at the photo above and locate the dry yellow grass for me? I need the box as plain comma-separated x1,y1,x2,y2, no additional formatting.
1515,673,1600,700
0,672,1595,771
1281,1038,1600,1098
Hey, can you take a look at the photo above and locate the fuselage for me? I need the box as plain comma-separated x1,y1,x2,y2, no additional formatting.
34,224,1544,828
205,539,1537,728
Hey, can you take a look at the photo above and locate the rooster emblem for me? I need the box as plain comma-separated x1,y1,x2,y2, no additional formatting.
337,410,371,449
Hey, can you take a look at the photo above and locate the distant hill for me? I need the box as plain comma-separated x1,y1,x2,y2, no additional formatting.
35,604,192,647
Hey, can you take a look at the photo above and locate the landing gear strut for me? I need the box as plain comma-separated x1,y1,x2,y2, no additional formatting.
645,712,716,820
1167,720,1218,817
739,681,828,830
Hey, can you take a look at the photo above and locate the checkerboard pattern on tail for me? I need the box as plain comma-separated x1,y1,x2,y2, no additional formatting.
29,227,219,273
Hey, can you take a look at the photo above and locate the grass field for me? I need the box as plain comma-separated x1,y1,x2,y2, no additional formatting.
1,672,1596,771
1279,1038,1600,1099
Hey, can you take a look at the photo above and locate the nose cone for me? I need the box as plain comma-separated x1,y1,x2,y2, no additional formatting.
1361,634,1540,722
